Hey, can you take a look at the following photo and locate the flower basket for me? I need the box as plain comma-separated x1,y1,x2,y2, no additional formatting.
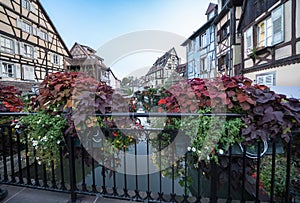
225,138,284,158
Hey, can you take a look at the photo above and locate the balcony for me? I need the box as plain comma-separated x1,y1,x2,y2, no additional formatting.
1,112,299,203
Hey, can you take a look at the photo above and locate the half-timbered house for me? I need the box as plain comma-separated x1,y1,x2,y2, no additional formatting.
0,0,71,91
214,0,243,76
66,42,109,84
182,3,218,80
238,0,300,86
145,48,180,88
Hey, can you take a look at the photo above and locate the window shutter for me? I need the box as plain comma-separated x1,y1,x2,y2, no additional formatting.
272,6,284,45
244,27,253,54
16,18,22,28
24,66,34,80
32,27,37,36
206,29,210,44
14,40,20,55
33,47,38,59
12,39,17,54
48,34,52,42
265,75,274,86
0,61,2,78
19,42,24,56
29,3,36,14
37,28,42,38
15,64,21,79
49,52,53,64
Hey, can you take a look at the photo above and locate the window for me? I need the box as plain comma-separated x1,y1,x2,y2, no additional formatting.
208,11,215,20
218,53,229,71
22,0,36,13
200,57,208,72
0,36,14,54
22,0,31,10
22,21,32,34
255,5,284,48
256,73,275,86
219,23,229,42
188,42,192,52
2,63,14,78
257,21,265,48
201,32,207,48
52,54,60,65
244,27,253,54
23,44,34,58
39,30,48,41
210,27,215,43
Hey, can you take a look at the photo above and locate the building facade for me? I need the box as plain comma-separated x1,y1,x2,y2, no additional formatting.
145,48,180,88
214,0,243,77
182,3,218,80
0,0,71,91
238,0,300,86
66,42,109,84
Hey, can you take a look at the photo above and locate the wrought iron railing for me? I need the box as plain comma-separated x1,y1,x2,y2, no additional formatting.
0,112,299,203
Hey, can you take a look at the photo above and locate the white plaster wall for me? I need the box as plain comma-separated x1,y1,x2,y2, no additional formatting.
275,45,292,60
245,63,300,86
284,1,292,42
233,45,241,65
244,58,254,69
297,0,300,38
296,41,300,55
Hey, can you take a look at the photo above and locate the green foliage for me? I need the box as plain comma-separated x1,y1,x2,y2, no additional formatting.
172,109,246,164
20,111,67,167
260,155,296,198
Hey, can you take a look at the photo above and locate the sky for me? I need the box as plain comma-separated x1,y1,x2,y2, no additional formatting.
40,0,217,79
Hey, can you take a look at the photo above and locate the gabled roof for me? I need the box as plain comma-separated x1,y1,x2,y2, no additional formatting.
36,0,71,57
67,42,106,69
205,3,217,15
153,47,178,67
146,47,179,76
181,16,216,46
70,42,104,60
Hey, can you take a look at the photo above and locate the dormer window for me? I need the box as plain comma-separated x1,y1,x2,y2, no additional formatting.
22,0,36,13
208,11,215,20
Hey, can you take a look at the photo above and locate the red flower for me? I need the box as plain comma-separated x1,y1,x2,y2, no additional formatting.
113,132,118,137
158,99,166,105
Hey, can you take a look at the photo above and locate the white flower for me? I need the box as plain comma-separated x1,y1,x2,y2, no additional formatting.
32,140,38,147
206,155,210,161
219,149,224,155
187,147,191,151
192,147,196,152
38,161,42,165
57,140,61,145
37,119,41,124
197,150,201,154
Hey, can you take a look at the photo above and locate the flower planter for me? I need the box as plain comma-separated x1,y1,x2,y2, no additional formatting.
226,139,284,158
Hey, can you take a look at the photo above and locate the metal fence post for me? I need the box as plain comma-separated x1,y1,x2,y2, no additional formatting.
68,136,77,203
